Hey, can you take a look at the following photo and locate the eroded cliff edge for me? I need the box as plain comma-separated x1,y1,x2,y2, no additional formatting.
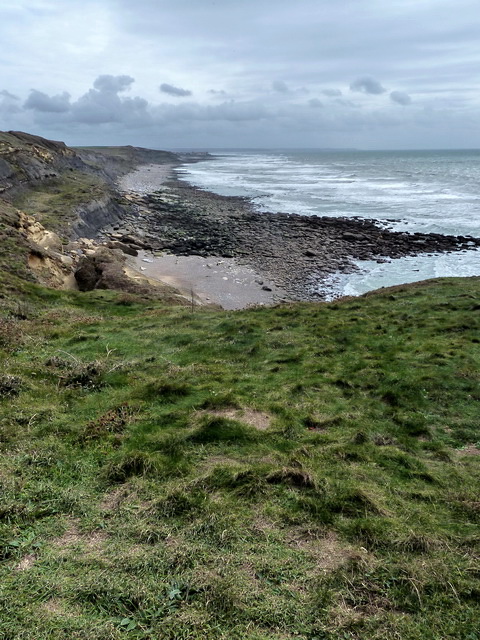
0,130,185,298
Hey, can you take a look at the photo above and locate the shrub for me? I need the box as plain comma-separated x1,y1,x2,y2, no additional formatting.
0,375,23,398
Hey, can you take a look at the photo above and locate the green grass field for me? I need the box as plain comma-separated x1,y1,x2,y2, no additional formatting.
0,276,479,639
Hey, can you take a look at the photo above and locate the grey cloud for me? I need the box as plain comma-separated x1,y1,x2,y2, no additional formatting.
272,80,289,93
160,83,192,97
321,89,342,97
24,89,71,113
335,98,359,108
308,98,324,108
350,77,386,95
1,89,19,100
72,93,148,125
0,89,22,115
154,100,269,124
69,75,149,125
93,75,134,93
390,91,412,106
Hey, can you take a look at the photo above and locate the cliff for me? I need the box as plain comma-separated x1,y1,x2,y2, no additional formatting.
0,130,182,295
0,130,180,239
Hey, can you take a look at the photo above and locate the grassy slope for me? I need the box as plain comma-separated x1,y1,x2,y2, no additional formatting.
0,200,35,294
12,171,112,237
0,277,479,640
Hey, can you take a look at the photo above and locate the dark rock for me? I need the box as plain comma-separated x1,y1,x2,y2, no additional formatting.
107,241,138,256
342,232,365,242
75,258,100,291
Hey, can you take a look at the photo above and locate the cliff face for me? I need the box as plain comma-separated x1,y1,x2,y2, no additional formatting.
0,130,182,294
0,131,86,195
0,130,179,240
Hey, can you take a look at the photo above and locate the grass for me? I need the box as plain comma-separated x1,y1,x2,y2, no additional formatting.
0,277,479,639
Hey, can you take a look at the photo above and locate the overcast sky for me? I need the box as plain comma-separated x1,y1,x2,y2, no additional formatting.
1,0,479,149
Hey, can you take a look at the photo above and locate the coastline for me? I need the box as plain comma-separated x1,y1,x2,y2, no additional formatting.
105,161,480,307
115,163,287,309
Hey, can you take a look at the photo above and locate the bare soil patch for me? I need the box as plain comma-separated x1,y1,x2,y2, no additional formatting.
457,444,480,457
205,407,272,431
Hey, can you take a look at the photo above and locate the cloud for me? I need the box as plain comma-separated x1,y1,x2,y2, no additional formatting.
53,75,142,124
272,80,289,93
350,77,386,95
308,98,324,108
23,75,148,125
390,90,412,106
2,0,480,148
71,91,149,125
0,89,22,115
160,83,192,97
93,75,134,93
24,89,71,113
0,89,19,100
321,89,342,97
153,99,270,124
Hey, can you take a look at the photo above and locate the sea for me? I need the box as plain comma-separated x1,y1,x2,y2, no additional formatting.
175,149,480,299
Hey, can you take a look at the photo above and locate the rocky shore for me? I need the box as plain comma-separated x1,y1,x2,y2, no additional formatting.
99,164,480,302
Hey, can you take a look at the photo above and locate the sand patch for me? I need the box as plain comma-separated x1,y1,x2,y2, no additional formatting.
99,485,130,512
117,163,174,193
127,251,286,310
42,598,80,619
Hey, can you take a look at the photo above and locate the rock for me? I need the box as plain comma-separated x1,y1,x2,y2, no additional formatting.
107,241,138,257
342,232,364,242
75,258,100,291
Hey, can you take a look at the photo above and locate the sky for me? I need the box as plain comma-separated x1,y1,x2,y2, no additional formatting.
1,0,479,150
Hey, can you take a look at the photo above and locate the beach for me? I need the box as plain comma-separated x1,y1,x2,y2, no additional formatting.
116,163,287,309
107,161,480,308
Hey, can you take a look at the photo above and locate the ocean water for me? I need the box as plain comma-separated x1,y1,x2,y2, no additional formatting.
176,149,480,298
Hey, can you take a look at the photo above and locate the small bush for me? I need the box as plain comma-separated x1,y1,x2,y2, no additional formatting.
45,355,106,389
0,374,23,398
205,466,270,498
154,488,207,518
80,403,136,442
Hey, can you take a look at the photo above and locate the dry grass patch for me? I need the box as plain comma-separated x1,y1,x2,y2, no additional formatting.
286,528,366,574
99,484,131,512
202,407,272,431
52,520,107,556
15,553,36,572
